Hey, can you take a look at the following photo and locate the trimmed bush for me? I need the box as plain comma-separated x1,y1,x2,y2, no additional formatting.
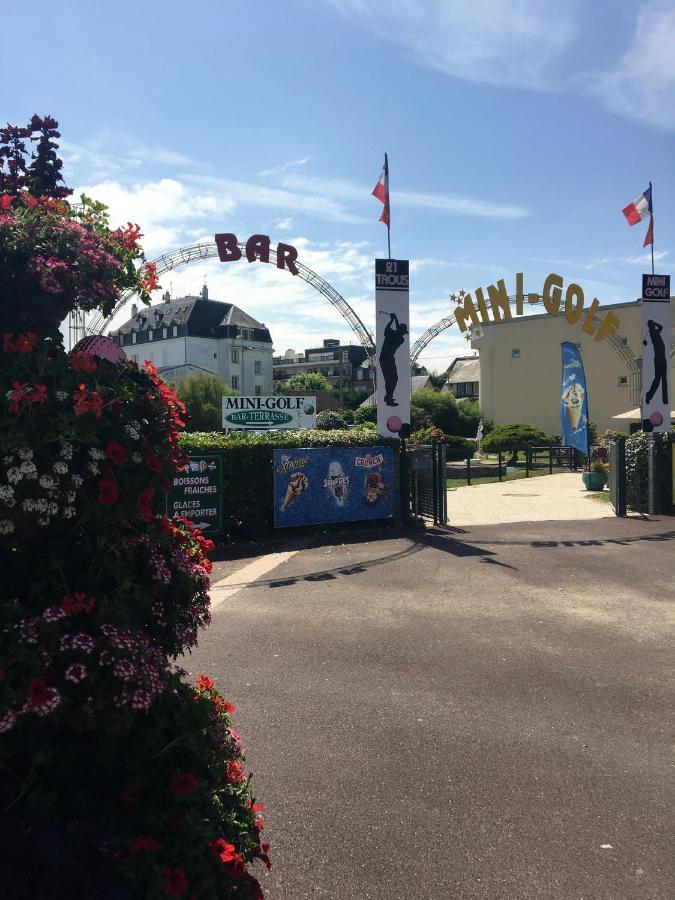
481,424,551,453
353,405,376,425
316,410,348,430
180,430,399,539
625,431,672,512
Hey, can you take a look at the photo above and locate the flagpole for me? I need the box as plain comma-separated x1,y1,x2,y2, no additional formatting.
385,152,391,259
649,181,654,275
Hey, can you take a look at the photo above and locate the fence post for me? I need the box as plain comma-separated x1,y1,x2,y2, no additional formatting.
498,449,502,481
526,447,530,478
399,438,410,525
549,445,553,475
466,455,471,485
431,439,439,524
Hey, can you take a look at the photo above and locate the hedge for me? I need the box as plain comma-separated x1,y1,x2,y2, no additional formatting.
625,432,672,513
179,430,400,540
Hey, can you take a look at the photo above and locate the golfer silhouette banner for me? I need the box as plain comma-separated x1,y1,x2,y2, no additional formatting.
640,274,671,432
375,259,411,438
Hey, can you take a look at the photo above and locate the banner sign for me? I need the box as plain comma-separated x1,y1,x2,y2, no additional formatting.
641,275,670,433
273,446,393,528
560,341,590,456
375,259,411,438
166,454,222,534
222,395,316,430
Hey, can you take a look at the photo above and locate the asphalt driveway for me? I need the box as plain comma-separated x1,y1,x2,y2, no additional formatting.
187,517,674,899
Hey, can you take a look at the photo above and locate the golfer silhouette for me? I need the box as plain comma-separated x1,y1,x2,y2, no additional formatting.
644,319,668,405
379,312,408,406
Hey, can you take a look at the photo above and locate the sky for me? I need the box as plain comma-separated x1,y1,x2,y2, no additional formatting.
3,0,675,372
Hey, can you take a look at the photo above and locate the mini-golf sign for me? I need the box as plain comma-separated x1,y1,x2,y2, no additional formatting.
222,395,317,430
166,454,222,535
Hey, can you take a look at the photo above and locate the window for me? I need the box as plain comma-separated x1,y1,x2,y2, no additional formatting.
172,326,178,337
511,348,520,358
148,331,153,341
231,349,239,364
231,375,239,390
254,360,262,375
618,375,628,386
162,328,168,339
254,385,262,396
132,333,137,344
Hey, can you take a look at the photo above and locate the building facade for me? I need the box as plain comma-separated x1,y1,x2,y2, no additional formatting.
273,339,373,392
471,298,674,434
444,355,480,401
111,287,274,394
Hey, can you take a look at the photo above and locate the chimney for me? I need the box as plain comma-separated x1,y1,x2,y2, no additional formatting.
131,303,138,318
201,282,208,300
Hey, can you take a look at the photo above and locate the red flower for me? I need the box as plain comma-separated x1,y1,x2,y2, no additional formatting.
137,488,155,522
105,441,126,465
214,696,236,715
30,384,48,404
62,593,95,615
7,381,47,413
141,262,159,292
145,452,163,474
162,867,188,897
69,350,98,373
209,838,237,862
225,760,245,784
224,853,246,878
130,835,161,854
195,675,214,692
260,842,272,871
14,332,38,353
27,678,50,705
111,222,143,251
120,785,139,806
0,195,15,210
73,384,103,418
170,772,197,795
98,477,119,506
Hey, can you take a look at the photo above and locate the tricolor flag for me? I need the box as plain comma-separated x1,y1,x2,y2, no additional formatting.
372,154,390,227
622,186,653,246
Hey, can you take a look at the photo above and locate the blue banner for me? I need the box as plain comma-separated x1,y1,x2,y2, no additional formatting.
273,446,394,528
560,341,589,456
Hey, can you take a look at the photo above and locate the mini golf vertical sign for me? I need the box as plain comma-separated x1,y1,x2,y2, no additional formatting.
375,259,411,438
641,274,670,432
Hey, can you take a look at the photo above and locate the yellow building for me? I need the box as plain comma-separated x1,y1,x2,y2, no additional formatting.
471,298,674,435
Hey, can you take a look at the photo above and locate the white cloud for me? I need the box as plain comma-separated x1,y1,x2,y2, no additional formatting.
259,156,311,177
75,178,229,254
328,0,578,90
62,135,199,181
592,2,675,130
274,217,294,231
282,173,529,219
625,249,670,265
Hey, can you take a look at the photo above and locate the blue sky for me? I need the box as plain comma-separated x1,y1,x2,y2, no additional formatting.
3,0,674,371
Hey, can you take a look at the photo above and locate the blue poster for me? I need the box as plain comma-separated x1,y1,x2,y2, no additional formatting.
560,341,589,456
273,446,394,528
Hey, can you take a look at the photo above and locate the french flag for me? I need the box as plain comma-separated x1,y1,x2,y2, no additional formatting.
622,186,652,226
372,154,390,227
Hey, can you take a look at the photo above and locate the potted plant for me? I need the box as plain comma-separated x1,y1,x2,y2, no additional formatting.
582,461,608,490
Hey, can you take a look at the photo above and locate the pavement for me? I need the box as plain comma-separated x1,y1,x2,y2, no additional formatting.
189,516,674,899
448,471,615,526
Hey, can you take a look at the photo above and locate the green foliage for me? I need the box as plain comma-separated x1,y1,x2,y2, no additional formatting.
330,386,370,410
179,429,398,539
426,370,448,390
411,389,481,436
277,371,331,392
481,424,551,452
410,404,432,431
316,409,348,430
353,404,377,425
625,432,672,512
175,372,234,432
341,408,354,424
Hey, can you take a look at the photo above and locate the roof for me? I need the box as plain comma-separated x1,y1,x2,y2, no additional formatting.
446,356,480,384
411,374,432,391
112,296,272,342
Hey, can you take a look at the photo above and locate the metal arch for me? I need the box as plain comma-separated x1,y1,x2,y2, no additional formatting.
88,241,376,361
409,298,643,402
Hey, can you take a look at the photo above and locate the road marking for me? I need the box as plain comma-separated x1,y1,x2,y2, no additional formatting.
209,551,298,610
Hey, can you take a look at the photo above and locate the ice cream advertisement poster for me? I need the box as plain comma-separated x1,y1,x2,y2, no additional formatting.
560,341,589,456
273,447,393,528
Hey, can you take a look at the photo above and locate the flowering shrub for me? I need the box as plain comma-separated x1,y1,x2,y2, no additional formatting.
0,119,268,898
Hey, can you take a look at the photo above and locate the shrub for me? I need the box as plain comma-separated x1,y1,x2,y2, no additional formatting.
277,372,331,392
625,431,672,512
316,409,347,430
408,426,446,445
179,429,399,539
411,389,481,436
341,408,355,424
481,424,551,453
353,404,376,425
176,371,235,432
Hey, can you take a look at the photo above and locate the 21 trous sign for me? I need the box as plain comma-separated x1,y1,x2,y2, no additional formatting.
214,233,299,276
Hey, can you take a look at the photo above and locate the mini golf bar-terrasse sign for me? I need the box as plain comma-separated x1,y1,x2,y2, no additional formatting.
222,395,317,430
453,273,622,341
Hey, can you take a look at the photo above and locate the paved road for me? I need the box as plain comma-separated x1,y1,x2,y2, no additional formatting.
190,517,674,899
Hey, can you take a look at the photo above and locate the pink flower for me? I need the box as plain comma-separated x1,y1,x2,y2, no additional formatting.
64,663,87,683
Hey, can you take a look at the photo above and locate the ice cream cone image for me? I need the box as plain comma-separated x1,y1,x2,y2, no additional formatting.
282,473,308,509
561,383,584,430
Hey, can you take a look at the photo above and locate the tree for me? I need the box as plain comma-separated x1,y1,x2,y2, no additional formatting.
330,386,370,410
427,370,448,390
0,123,31,193
481,424,551,464
176,372,235,432
25,115,72,198
411,389,480,436
277,372,331,392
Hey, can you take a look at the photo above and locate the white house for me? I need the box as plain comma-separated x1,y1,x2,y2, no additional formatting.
110,286,274,394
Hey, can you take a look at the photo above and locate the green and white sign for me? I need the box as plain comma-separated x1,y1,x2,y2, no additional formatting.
222,395,317,430
166,454,222,534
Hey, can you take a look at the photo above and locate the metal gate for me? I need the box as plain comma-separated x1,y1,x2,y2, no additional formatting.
608,437,626,516
408,440,447,525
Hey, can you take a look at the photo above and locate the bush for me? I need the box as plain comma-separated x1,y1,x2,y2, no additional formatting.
408,426,446,445
411,389,481,436
341,409,355,425
353,404,376,425
408,429,474,460
176,371,235,432
316,409,348,430
179,430,398,539
481,424,551,453
625,431,672,512
277,372,331,392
